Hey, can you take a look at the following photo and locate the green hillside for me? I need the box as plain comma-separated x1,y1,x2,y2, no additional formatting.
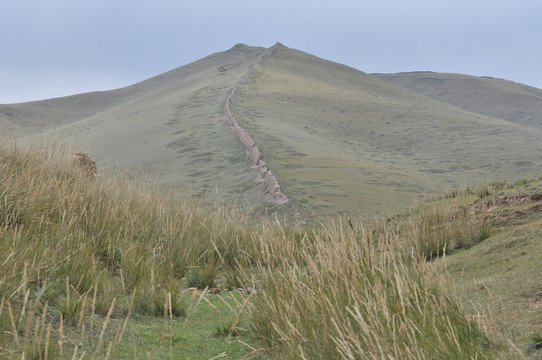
1,42,542,358
230,43,542,221
0,44,271,208
376,72,542,130
2,43,542,223
402,178,542,357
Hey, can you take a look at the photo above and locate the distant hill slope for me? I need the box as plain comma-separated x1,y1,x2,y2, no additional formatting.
2,43,542,222
0,44,273,206
0,44,264,135
230,44,542,221
375,72,542,130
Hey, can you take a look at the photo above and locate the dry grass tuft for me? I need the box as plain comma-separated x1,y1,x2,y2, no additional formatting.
70,152,98,178
248,219,502,359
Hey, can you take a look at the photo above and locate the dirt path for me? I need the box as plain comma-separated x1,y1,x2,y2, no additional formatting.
224,54,290,205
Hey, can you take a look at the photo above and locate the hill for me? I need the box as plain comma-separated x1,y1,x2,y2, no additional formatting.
2,43,542,222
0,44,273,209
376,72,542,130
230,43,542,221
2,43,542,358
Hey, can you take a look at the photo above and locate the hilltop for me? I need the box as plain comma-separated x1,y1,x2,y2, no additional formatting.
0,44,272,209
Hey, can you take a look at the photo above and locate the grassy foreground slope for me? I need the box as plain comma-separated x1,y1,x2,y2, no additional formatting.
0,44,270,206
433,180,542,356
230,43,542,221
0,142,505,359
393,178,542,357
0,142,268,359
376,72,542,130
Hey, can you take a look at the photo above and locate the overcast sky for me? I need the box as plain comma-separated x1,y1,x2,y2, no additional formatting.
1,0,541,103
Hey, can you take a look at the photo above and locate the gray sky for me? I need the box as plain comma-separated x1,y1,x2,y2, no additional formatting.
1,0,541,103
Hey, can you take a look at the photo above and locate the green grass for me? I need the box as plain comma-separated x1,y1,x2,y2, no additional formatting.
249,220,501,359
527,332,542,354
0,287,263,359
377,72,542,131
104,291,264,359
402,180,542,358
0,141,266,359
0,141,511,358
230,44,542,222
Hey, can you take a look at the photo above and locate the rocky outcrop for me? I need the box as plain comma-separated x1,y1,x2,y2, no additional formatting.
71,152,98,178
225,56,289,204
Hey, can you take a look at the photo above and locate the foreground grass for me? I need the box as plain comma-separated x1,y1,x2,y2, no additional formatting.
0,142,265,358
424,179,542,358
0,141,509,358
0,286,262,359
249,221,501,359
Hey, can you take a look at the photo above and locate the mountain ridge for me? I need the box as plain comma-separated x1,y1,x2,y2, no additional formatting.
0,44,266,134
2,43,542,221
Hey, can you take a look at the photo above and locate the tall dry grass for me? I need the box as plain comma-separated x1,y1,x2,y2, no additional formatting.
248,219,501,359
402,196,493,259
0,141,262,357
0,140,505,358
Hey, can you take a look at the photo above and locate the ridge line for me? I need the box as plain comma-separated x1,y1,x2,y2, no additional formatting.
224,52,289,205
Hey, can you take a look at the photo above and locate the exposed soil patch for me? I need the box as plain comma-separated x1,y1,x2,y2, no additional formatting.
480,195,531,212
469,194,535,215
465,192,542,228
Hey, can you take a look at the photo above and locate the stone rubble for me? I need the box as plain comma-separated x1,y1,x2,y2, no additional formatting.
224,58,289,204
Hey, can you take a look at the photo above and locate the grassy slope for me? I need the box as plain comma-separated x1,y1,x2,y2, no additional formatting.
376,72,542,130
3,43,542,224
387,176,542,356
88,291,262,360
230,44,542,222
0,44,270,207
431,180,542,355
0,142,505,359
0,142,269,359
